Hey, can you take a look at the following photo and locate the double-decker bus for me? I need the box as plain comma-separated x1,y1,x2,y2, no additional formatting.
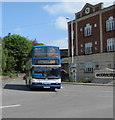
24,45,61,90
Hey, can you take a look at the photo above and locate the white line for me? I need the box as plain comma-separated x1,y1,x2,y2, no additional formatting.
0,104,21,109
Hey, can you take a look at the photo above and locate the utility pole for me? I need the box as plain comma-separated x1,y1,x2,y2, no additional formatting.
66,17,76,82
66,17,74,63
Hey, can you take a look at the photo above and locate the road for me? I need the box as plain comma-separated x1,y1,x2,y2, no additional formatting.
1,79,113,118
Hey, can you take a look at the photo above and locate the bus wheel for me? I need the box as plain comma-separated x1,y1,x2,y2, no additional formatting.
51,88,55,91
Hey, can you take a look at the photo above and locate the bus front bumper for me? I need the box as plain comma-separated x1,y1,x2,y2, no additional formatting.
30,82,61,89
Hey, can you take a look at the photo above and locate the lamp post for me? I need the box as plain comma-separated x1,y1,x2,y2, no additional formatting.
66,17,74,63
66,17,76,82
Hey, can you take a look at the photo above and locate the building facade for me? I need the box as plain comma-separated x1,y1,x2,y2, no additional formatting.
67,3,115,82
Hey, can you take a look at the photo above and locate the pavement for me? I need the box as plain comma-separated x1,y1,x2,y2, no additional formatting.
62,82,114,86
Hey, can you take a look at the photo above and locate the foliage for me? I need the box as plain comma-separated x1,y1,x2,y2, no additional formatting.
2,48,7,72
2,34,33,75
2,33,45,77
31,39,44,46
33,43,44,46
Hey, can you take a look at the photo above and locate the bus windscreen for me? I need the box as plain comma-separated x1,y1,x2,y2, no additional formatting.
33,67,60,78
34,47,59,57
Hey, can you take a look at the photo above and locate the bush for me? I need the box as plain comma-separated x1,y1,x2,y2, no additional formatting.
3,70,18,78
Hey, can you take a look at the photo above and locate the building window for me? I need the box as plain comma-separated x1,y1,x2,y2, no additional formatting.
81,44,83,47
107,62,115,69
94,24,97,28
80,28,83,31
94,62,100,70
79,63,85,70
85,7,90,14
94,47,98,50
95,41,97,45
85,42,92,54
95,65,99,69
106,16,115,31
84,24,92,36
107,38,115,52
107,63,112,68
81,49,83,53
85,62,93,73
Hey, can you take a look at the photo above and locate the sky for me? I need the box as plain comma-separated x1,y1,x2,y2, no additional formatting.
2,0,114,49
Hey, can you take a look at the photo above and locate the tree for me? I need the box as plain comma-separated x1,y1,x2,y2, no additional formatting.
2,34,32,74
31,39,44,46
2,47,7,72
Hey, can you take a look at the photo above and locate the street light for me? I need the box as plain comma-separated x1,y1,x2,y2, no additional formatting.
66,17,76,82
66,17,74,63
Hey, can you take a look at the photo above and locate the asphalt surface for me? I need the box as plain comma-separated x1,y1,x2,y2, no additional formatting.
1,79,113,118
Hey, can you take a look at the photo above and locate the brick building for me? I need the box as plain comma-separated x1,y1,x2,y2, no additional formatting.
67,3,115,82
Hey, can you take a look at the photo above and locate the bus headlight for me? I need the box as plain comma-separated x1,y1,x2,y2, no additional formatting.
32,79,38,82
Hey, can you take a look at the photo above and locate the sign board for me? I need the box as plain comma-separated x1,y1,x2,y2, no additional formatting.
95,68,115,79
70,63,76,68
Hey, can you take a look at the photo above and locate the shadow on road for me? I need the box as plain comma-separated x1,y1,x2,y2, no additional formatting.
3,84,57,92
4,84,30,91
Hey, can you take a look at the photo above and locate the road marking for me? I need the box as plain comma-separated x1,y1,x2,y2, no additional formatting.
0,104,21,109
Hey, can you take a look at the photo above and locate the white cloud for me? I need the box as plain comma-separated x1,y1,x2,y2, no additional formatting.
43,1,113,15
43,2,84,15
47,37,68,49
43,3,63,14
55,16,67,30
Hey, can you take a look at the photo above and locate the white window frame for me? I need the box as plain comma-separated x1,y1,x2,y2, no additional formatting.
81,44,83,47
94,24,97,28
80,28,83,31
107,38,115,52
84,24,92,36
85,42,92,54
85,62,93,73
95,41,97,45
106,16,115,31
106,62,115,69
